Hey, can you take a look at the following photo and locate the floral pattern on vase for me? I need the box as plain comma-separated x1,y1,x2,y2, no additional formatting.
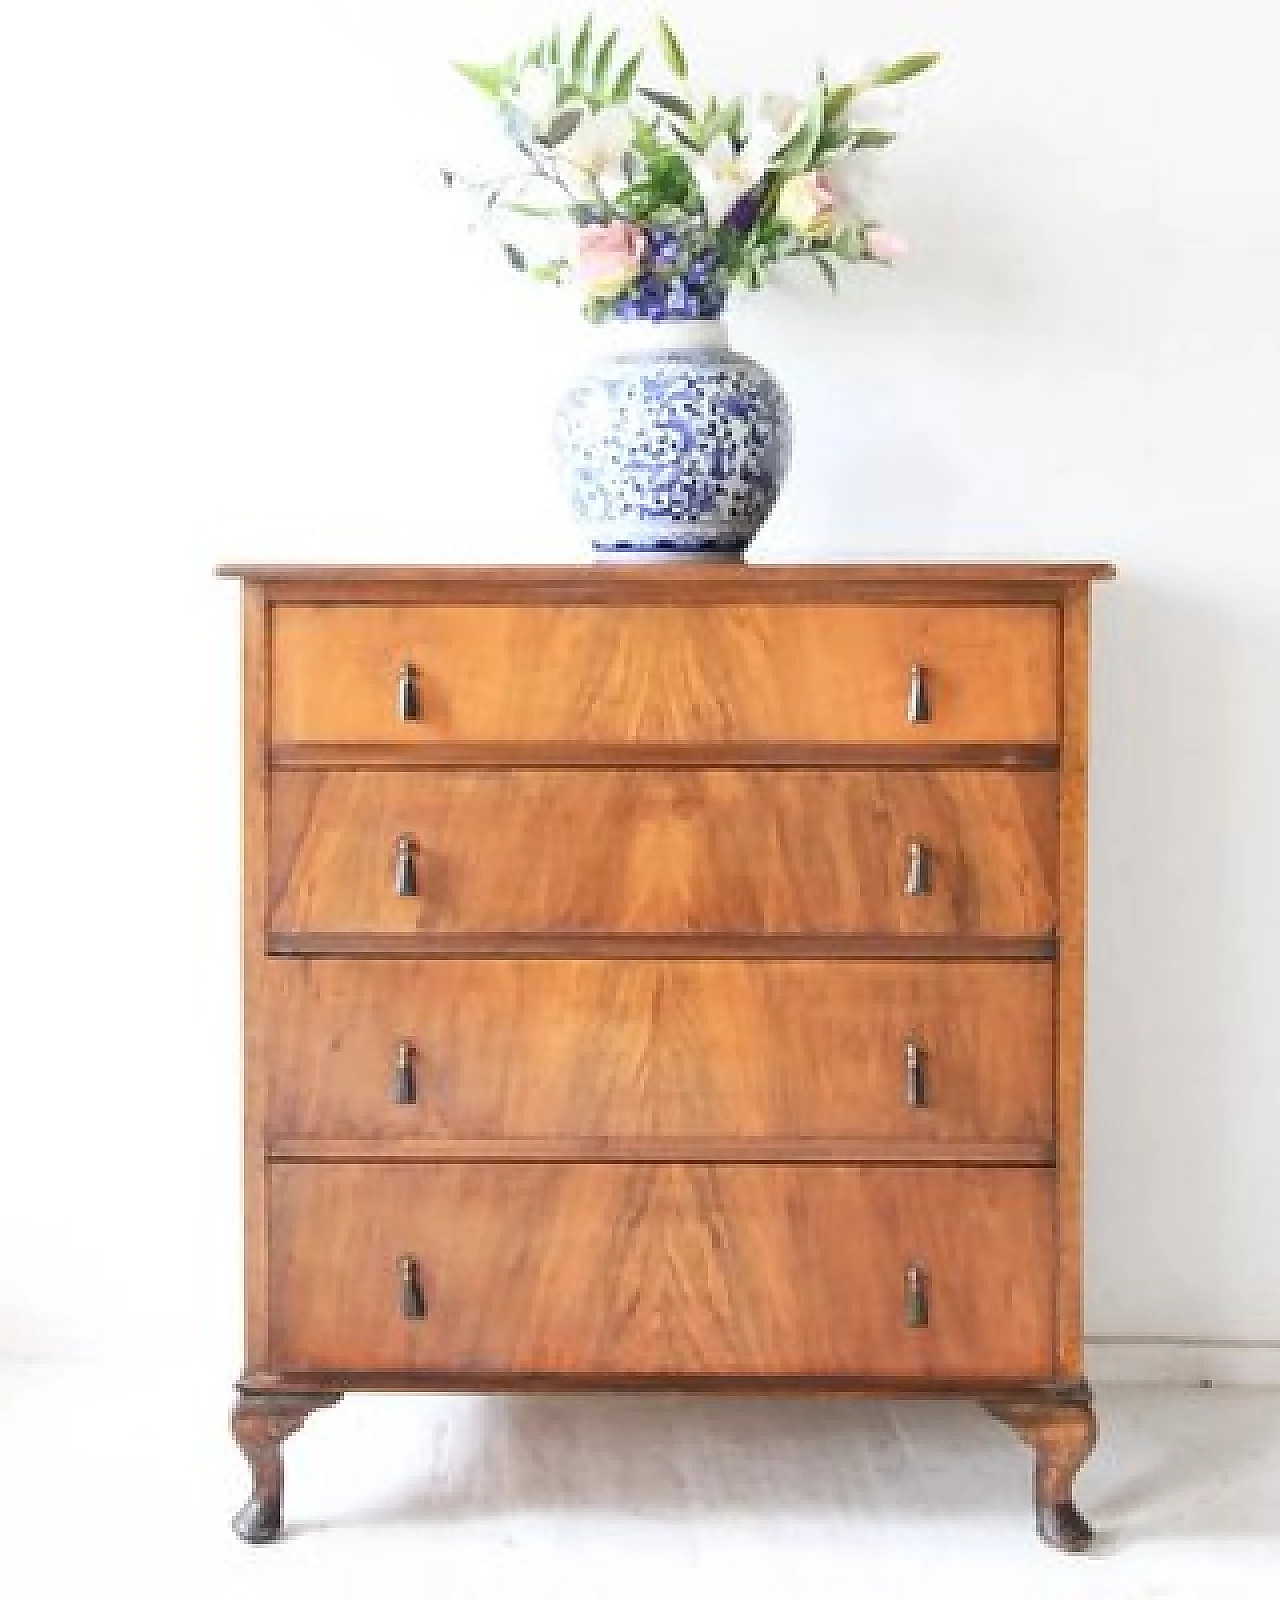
553,323,792,558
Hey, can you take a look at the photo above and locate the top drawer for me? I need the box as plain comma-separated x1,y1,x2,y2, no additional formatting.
269,604,1060,747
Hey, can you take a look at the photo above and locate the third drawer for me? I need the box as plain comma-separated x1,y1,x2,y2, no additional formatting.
264,959,1054,1153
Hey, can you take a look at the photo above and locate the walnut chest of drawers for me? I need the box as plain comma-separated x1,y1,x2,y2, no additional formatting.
221,561,1113,1550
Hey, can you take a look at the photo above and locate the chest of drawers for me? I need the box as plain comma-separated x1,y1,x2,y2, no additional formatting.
221,561,1113,1551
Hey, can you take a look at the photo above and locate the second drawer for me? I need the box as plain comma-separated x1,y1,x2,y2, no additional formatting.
268,768,1059,938
264,959,1054,1151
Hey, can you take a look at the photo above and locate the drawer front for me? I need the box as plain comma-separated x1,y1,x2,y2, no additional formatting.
265,960,1054,1148
269,604,1060,746
268,769,1058,938
267,1163,1055,1378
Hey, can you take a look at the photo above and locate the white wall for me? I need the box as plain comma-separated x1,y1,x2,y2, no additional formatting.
1,0,1277,1365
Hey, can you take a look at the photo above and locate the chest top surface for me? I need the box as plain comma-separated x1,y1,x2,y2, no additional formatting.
217,561,1115,596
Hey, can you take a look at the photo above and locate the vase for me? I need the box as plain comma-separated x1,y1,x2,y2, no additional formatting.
553,318,792,560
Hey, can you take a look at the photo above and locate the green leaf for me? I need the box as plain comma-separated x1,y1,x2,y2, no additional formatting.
824,84,855,124
814,127,852,159
873,51,940,86
637,85,695,120
505,202,567,218
453,60,508,100
592,27,619,91
542,105,584,145
530,258,570,281
656,17,688,80
571,17,593,82
850,128,897,149
810,254,840,293
548,26,561,66
612,51,643,102
828,227,863,264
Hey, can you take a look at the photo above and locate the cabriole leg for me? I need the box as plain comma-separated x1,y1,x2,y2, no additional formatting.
230,1384,341,1543
984,1384,1098,1552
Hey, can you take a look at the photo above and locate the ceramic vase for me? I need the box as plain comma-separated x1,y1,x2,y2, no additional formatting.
553,319,792,560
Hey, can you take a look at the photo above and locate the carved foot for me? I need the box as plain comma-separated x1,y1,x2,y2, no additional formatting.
984,1385,1098,1553
230,1384,341,1543
1036,1496,1094,1554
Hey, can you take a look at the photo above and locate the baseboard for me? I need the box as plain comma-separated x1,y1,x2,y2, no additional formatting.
1086,1336,1280,1385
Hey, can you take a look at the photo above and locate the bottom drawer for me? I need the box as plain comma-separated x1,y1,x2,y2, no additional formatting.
268,1164,1054,1380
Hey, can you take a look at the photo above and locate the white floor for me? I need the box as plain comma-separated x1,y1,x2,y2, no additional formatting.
2,1367,1276,1598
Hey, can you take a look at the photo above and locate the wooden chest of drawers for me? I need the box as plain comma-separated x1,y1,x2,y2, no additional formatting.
221,561,1113,1551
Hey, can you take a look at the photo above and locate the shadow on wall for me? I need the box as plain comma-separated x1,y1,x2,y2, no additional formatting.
1086,576,1267,1339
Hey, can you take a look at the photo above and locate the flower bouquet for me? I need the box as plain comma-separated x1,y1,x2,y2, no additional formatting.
446,16,938,556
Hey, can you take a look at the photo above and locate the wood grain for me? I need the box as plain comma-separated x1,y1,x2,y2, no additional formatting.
230,1385,340,1543
241,587,270,1371
224,564,1111,1544
263,959,1054,1147
267,768,1060,938
265,932,1058,959
986,1386,1098,1551
267,1163,1056,1379
271,741,1061,771
271,1137,1052,1164
219,561,1117,589
1055,587,1090,1377
269,604,1060,746
239,1373,1090,1397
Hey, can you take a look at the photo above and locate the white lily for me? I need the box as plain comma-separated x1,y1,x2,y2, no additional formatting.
690,134,766,227
557,105,633,196
739,90,809,173
512,64,561,137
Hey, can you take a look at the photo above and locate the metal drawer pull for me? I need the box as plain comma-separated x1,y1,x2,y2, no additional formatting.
906,662,931,724
394,834,418,898
396,661,421,722
397,1255,427,1321
392,1041,417,1106
905,1264,929,1329
904,1040,928,1108
904,839,932,897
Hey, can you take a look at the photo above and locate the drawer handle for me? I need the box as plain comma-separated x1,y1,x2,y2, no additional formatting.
394,834,419,898
904,1040,928,1108
396,662,421,722
397,1255,427,1321
906,663,931,725
392,1041,417,1105
905,1263,930,1329
903,839,932,897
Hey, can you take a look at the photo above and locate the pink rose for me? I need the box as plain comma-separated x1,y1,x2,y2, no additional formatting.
864,226,909,263
575,221,647,300
777,172,838,239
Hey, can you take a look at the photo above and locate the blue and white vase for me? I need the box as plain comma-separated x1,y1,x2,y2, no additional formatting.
553,319,792,560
